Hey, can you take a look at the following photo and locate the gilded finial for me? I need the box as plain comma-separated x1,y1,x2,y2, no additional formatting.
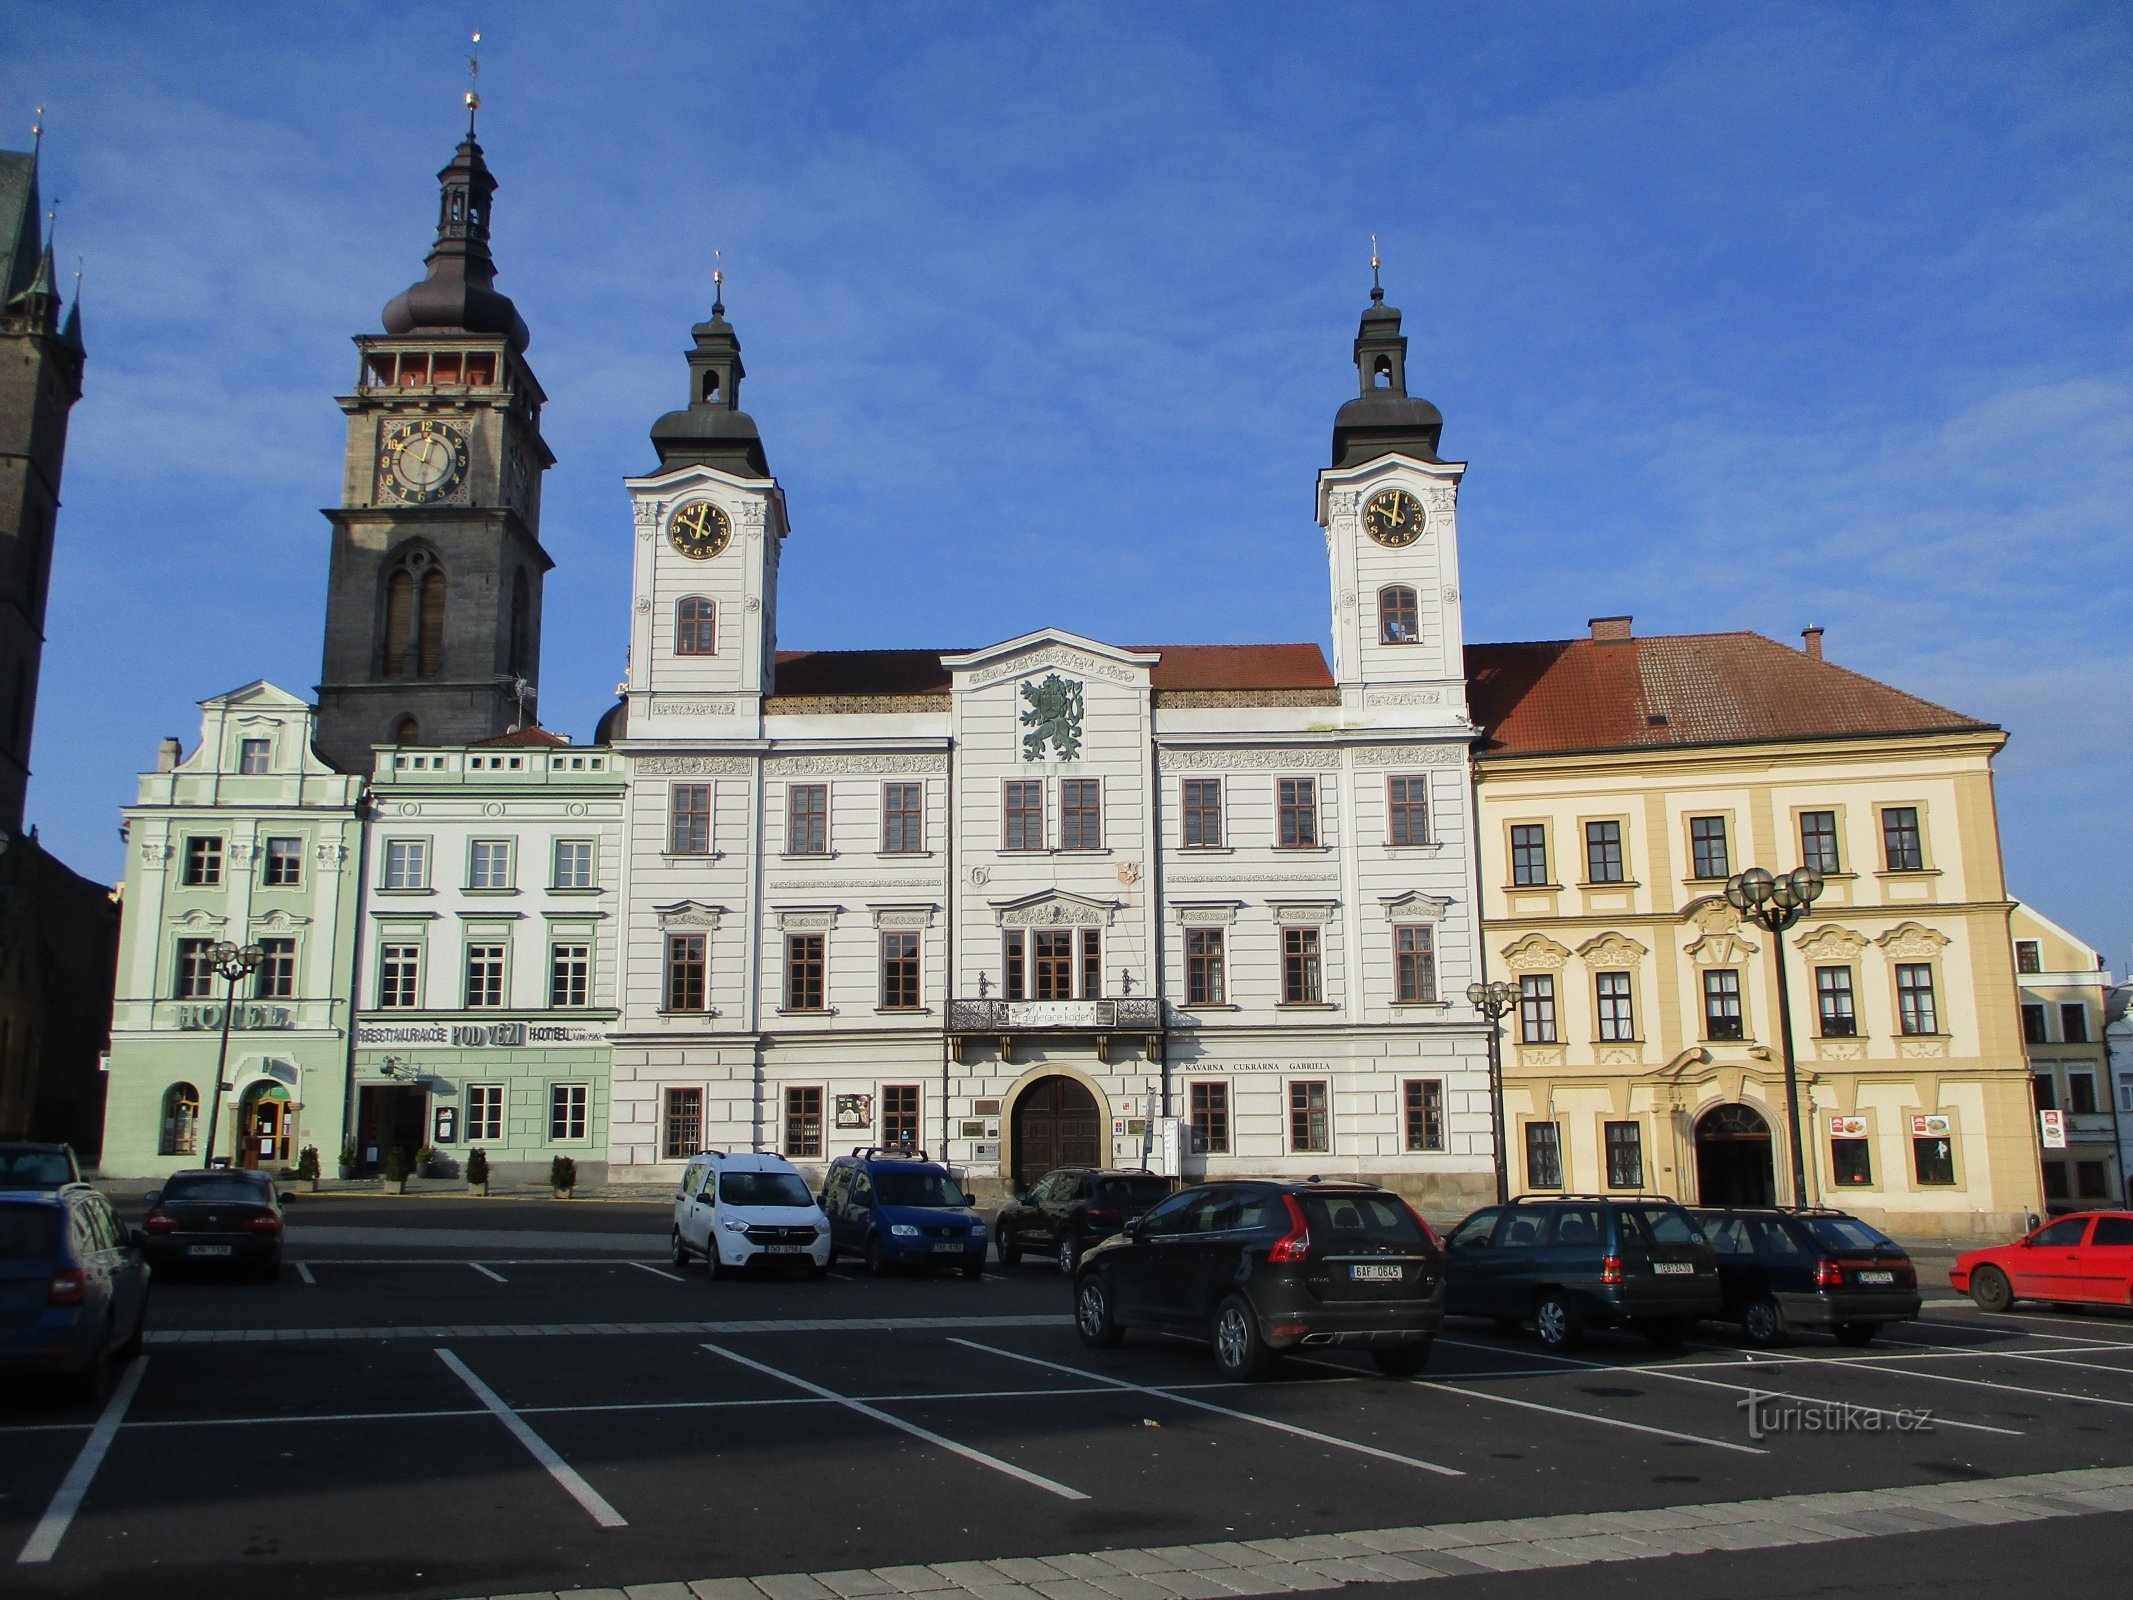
712,248,724,317
44,198,58,250
1370,233,1383,302
465,32,482,134
30,105,44,160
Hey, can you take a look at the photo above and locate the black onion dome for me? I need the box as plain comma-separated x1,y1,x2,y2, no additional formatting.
649,306,769,478
1330,284,1443,468
380,133,529,354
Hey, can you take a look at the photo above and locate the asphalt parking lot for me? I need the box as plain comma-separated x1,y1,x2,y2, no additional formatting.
5,1199,2133,1600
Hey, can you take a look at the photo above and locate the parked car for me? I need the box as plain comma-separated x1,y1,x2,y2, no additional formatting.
1072,1179,1443,1380
1441,1194,1722,1349
140,1169,287,1280
1952,1210,2133,1312
671,1150,830,1278
996,1168,1175,1274
819,1148,987,1277
0,1184,151,1399
1692,1206,1921,1346
0,1142,84,1191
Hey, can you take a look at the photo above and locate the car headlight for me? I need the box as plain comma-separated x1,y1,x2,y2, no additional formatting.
889,1224,920,1238
969,1222,987,1237
721,1216,752,1232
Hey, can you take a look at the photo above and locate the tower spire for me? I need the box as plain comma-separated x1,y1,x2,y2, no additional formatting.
465,32,482,136
1370,233,1382,303
379,79,528,351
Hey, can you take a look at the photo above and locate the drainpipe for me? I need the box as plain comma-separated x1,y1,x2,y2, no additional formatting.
941,738,955,1162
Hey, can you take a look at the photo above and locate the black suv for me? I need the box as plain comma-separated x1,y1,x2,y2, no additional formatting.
1442,1195,1722,1349
1692,1206,1920,1346
995,1168,1174,1275
1072,1180,1444,1380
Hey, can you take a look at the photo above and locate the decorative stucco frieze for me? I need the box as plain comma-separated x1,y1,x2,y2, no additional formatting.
633,756,753,777
1350,743,1467,768
1500,933,1572,972
762,752,948,776
1877,922,1953,960
1157,747,1336,772
969,647,1138,688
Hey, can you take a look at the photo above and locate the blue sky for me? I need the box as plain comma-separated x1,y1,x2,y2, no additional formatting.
6,1,2129,965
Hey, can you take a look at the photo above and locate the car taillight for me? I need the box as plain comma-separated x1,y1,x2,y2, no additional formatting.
48,1268,86,1306
1084,1207,1121,1226
1600,1254,1624,1286
1815,1257,1844,1288
143,1211,177,1234
1268,1194,1311,1264
244,1214,283,1234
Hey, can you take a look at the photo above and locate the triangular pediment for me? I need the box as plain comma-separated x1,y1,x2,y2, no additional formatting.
988,889,1120,927
199,680,311,713
942,630,1160,687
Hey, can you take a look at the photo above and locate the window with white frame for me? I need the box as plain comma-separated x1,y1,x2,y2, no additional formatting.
262,836,303,887
549,942,589,1008
1519,974,1557,1043
1387,775,1428,846
382,838,429,890
466,1083,504,1142
464,943,507,1008
469,839,514,890
549,1083,588,1142
1394,925,1436,1002
239,738,271,775
379,944,422,1008
1896,963,1938,1035
1289,1081,1329,1153
552,839,595,889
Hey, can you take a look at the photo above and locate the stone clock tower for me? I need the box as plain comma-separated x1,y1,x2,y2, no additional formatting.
313,117,555,773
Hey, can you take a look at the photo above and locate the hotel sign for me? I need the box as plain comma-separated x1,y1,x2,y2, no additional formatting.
355,1022,607,1050
173,1004,292,1031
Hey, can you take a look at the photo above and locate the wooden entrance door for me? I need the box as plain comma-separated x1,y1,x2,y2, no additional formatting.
239,1086,293,1170
1012,1076,1101,1191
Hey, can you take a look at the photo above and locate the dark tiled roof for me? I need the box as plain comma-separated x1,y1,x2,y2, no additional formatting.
0,151,41,302
1467,632,1993,758
770,644,1334,696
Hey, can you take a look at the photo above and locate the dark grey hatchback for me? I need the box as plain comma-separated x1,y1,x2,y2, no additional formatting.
1072,1180,1444,1380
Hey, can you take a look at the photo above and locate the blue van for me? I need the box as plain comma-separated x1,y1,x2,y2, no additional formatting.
819,1148,988,1277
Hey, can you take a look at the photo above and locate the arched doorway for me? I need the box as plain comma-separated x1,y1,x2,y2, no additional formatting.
1010,1075,1101,1191
1695,1102,1775,1207
237,1082,295,1171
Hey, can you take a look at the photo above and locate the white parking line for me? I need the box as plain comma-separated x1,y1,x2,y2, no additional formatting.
629,1261,685,1283
1752,1344,2133,1413
469,1263,507,1284
435,1349,627,1528
952,1338,1464,1477
700,1341,1089,1500
1829,1336,2133,1388
293,1262,316,1285
17,1357,149,1564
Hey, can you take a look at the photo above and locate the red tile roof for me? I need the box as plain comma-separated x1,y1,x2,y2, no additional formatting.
1467,632,1993,758
771,644,1334,696
471,725,573,747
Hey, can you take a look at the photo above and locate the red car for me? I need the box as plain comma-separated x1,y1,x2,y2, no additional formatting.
1951,1211,2133,1312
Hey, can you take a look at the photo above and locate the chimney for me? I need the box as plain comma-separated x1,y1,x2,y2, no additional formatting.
1588,615,1633,642
156,737,183,772
1802,626,1824,661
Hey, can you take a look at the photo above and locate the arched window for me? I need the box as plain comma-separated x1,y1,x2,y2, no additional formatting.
675,597,716,656
1379,585,1420,644
1373,354,1393,388
702,372,720,404
160,1082,200,1156
381,548,447,677
392,715,420,745
419,567,446,676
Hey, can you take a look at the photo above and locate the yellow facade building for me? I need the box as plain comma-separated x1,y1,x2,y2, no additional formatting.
1470,618,2043,1237
2010,903,2121,1208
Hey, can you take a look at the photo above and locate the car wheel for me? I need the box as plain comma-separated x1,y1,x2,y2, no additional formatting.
117,1291,149,1361
707,1244,729,1280
1057,1234,1080,1276
1212,1294,1278,1381
866,1234,888,1275
1738,1294,1788,1347
1371,1338,1434,1376
671,1229,690,1268
997,1228,1022,1267
1832,1321,1877,1347
1075,1271,1124,1349
1533,1291,1582,1351
1969,1265,2014,1314
1640,1317,1689,1350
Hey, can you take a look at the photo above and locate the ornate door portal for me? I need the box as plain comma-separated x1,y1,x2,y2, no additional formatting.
1695,1102,1777,1207
1011,1076,1101,1191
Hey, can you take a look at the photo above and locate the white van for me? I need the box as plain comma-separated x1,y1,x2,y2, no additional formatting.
671,1150,831,1278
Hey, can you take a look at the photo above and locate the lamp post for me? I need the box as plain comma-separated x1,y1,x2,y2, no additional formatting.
1466,978,1518,1204
199,939,264,1169
1724,865,1827,1208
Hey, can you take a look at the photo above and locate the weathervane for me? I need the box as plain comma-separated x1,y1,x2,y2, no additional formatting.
30,105,44,159
1370,233,1383,299
712,248,724,316
465,31,482,132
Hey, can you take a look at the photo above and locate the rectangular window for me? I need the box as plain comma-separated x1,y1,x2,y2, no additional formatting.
784,1087,823,1158
174,937,216,999
255,937,297,1000
1394,925,1437,1003
262,836,303,887
662,1087,703,1161
1519,974,1558,1043
1404,1079,1445,1152
2033,1072,2057,1112
1882,806,1924,871
552,839,595,889
2014,939,2042,974
183,835,223,887
2022,1003,2048,1044
379,944,421,1008
785,933,826,1011
1181,778,1223,848
1004,931,1025,1000
469,839,513,890
2041,1162,2070,1200
1584,820,1624,883
1282,926,1323,1004
1912,1133,1955,1187
1387,775,1428,846
383,837,429,890
1029,930,1072,1000
464,944,506,1008
1816,966,1857,1037
466,1083,503,1143
1896,964,1938,1035
675,597,716,655
787,784,829,855
881,783,923,853
2068,1071,2099,1116
882,1085,921,1151
550,1083,588,1142
1595,971,1635,1041
2061,1004,2090,1044
1689,815,1730,880
880,932,921,1010
1189,1081,1229,1154
663,933,706,1012
1185,928,1226,1005
1060,778,1102,850
1831,1136,1872,1187
239,738,271,775
668,784,711,855
1510,824,1549,886
550,942,590,1008
1277,778,1319,848
1799,810,1841,873
1524,1122,1563,1189
1003,780,1044,850
1289,1081,1329,1153
1080,927,1102,999
2075,1160,2109,1199
1703,970,1744,1040
1604,1121,1644,1188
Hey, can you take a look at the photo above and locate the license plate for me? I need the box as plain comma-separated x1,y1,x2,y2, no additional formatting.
1349,1263,1403,1282
1652,1261,1693,1276
931,1241,964,1253
188,1244,233,1257
765,1245,806,1254
1857,1269,1895,1285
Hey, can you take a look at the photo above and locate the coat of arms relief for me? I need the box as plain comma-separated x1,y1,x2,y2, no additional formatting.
1020,674,1084,760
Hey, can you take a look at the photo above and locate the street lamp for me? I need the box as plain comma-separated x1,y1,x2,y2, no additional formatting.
1466,979,1518,1204
199,940,264,1169
1724,865,1827,1208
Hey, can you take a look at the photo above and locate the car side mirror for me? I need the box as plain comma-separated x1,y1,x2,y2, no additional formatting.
144,1190,161,1207
963,1192,977,1208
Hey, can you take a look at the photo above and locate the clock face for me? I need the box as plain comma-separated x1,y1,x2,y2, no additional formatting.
381,420,469,504
669,502,732,560
1365,488,1426,548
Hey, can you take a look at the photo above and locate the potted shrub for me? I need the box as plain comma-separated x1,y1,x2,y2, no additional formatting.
295,1145,321,1192
417,1144,440,1179
549,1154,577,1199
384,1145,413,1195
465,1147,490,1196
338,1140,360,1181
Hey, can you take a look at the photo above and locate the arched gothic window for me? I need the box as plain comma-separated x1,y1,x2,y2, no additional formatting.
675,597,716,656
509,569,531,678
1379,585,1420,645
382,548,447,678
159,1082,200,1156
392,715,421,745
